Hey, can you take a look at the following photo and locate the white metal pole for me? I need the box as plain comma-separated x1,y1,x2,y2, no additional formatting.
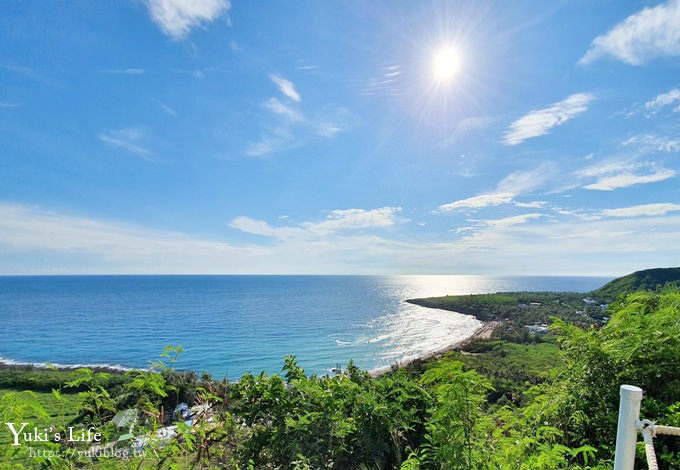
613,384,643,470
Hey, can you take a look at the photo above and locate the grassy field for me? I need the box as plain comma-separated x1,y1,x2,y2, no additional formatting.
457,337,563,405
0,388,82,445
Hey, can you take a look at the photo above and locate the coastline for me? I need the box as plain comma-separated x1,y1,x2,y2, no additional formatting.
369,320,501,378
0,357,134,374
0,321,500,379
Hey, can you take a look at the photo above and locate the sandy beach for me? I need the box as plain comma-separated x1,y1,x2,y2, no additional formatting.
370,320,501,377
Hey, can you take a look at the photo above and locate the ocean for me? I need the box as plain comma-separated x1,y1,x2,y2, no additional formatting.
0,275,609,378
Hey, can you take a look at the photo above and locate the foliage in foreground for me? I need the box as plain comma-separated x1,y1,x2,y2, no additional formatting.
2,289,680,469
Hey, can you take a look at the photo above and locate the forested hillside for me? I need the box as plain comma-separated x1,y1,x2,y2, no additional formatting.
593,267,680,302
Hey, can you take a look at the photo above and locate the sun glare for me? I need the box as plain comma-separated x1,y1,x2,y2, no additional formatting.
432,46,461,84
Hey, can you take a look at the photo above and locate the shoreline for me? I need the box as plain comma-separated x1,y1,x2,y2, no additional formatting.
369,320,501,378
0,316,501,380
0,322,500,379
0,358,135,374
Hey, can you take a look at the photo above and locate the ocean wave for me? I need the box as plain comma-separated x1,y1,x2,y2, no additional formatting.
0,356,137,373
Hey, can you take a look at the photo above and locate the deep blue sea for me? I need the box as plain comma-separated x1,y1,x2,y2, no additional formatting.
0,275,610,378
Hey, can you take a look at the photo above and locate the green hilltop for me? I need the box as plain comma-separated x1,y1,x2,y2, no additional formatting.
593,267,680,303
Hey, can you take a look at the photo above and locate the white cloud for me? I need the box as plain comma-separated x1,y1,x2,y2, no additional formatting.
580,0,680,65
623,134,680,153
578,160,631,178
270,74,301,102
645,88,680,112
264,98,304,122
228,216,276,237
600,203,680,217
438,193,515,212
305,207,403,234
0,203,263,274
363,65,403,97
577,158,678,190
98,128,155,161
313,106,358,138
583,167,676,190
228,216,304,239
245,127,295,157
104,68,145,75
0,102,20,108
144,0,231,40
496,165,557,194
438,164,558,212
247,101,356,157
315,122,343,138
5,202,680,276
503,93,594,145
153,99,179,117
515,201,547,209
475,213,544,227
230,207,404,239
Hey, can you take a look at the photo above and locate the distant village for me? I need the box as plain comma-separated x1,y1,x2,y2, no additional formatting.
524,297,609,335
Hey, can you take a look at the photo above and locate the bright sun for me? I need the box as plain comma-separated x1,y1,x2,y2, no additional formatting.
432,46,461,83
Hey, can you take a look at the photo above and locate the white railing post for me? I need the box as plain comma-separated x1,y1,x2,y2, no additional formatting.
614,384,643,470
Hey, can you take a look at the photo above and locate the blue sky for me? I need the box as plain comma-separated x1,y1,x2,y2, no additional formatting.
1,0,679,276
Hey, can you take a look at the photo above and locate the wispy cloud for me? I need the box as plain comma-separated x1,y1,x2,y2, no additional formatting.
438,165,558,212
304,207,403,235
583,169,676,190
229,216,301,238
1,64,53,86
645,88,680,113
270,74,301,102
579,160,676,191
143,0,231,40
247,87,356,157
0,102,20,108
231,207,404,239
0,202,263,274
444,116,495,147
363,65,403,97
315,122,343,138
580,0,680,65
103,68,145,75
438,193,515,212
600,203,680,217
295,59,319,71
515,201,547,209
264,97,304,122
4,202,680,276
245,127,295,158
153,99,179,117
503,93,594,145
98,128,155,161
313,106,358,138
472,213,544,228
623,134,680,153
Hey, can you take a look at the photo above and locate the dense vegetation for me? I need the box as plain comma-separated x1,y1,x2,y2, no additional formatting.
2,286,680,468
593,267,680,302
407,291,604,322
407,291,606,343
